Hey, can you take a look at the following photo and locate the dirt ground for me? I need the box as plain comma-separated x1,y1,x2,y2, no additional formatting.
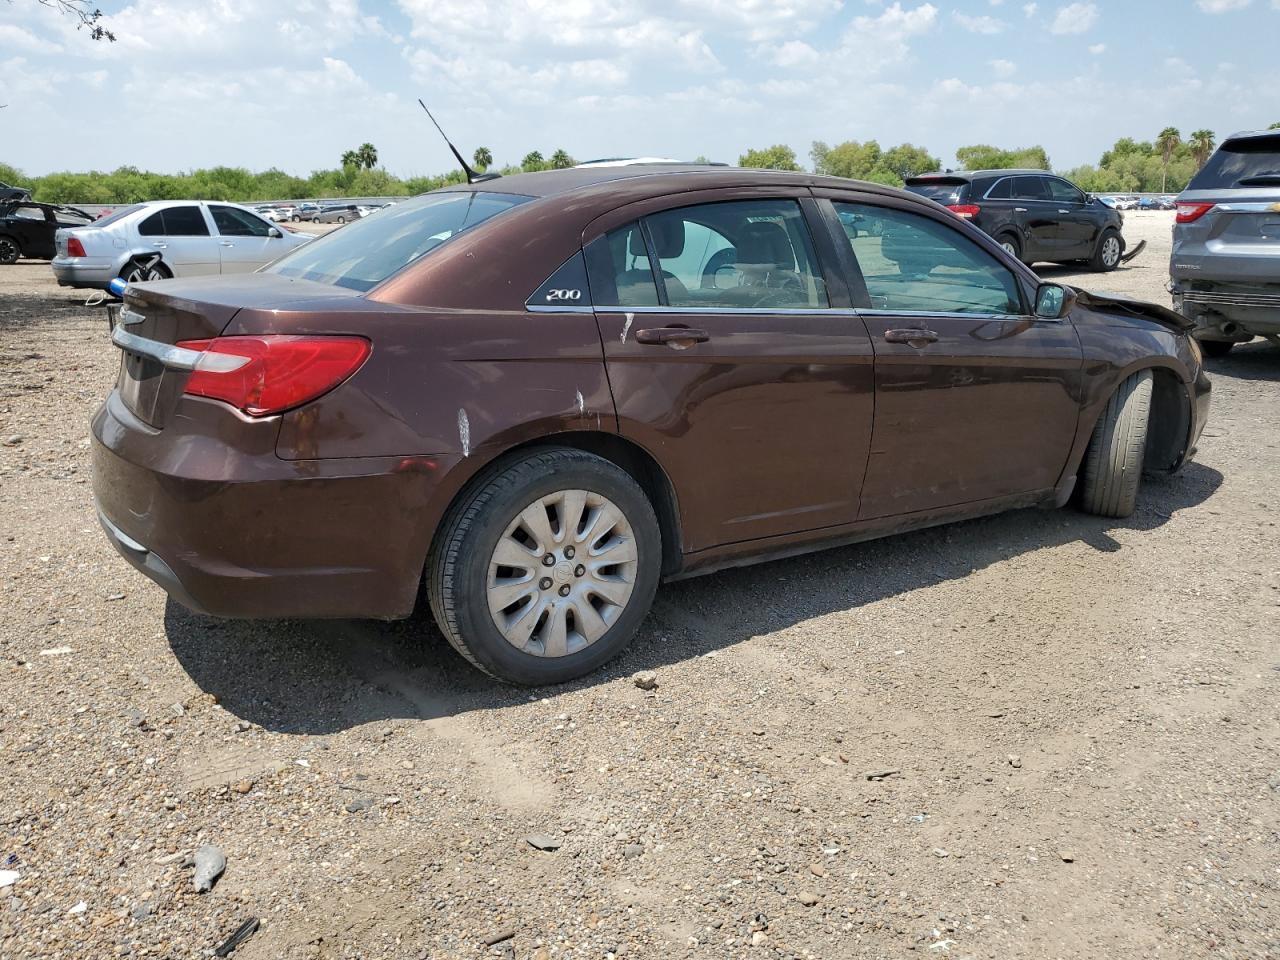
1,211,1277,960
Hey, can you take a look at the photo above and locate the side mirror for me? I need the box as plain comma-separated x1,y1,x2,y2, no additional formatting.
268,228,282,239
1035,283,1075,319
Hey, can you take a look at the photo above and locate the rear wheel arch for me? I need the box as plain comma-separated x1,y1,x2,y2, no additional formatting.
428,431,683,582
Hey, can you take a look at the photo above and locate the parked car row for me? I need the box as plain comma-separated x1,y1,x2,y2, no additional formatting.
51,200,311,287
1105,195,1178,211
904,169,1130,270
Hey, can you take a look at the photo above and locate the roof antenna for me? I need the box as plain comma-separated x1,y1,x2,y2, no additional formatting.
418,99,500,184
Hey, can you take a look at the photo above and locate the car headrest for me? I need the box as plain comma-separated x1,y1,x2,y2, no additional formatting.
629,218,685,259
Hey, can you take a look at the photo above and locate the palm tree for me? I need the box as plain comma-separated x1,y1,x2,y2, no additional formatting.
1189,130,1215,170
522,151,545,172
472,146,493,171
340,149,359,169
1156,127,1181,193
356,143,378,171
549,149,574,169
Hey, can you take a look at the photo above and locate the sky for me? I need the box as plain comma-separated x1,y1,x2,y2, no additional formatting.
2,0,1279,178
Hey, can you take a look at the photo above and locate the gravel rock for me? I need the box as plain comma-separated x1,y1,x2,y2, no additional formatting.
192,845,227,893
633,671,659,691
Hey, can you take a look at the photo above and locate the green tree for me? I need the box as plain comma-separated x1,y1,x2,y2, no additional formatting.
549,149,574,169
881,143,940,181
813,140,882,179
1156,127,1182,192
472,146,493,171
522,151,546,172
356,143,378,170
1188,130,1215,170
738,144,801,171
1270,122,1280,130
340,149,359,169
955,144,1050,171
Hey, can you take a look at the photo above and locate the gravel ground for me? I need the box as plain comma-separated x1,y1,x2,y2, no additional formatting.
1,211,1277,960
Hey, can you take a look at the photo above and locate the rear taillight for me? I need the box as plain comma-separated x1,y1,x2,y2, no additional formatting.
66,237,86,257
1176,202,1214,224
947,204,981,219
175,336,370,417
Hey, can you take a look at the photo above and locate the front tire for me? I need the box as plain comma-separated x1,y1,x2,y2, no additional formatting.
428,449,662,685
1079,370,1153,518
1090,230,1123,272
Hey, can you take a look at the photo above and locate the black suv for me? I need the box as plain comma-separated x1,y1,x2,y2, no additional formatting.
904,170,1127,271
0,201,94,264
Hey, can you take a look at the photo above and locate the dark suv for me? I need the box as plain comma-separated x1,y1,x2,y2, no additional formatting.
1170,129,1280,356
0,201,94,264
905,170,1127,271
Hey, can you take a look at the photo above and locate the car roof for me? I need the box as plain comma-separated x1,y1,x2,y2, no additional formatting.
907,169,1055,182
1220,129,1280,145
440,164,916,202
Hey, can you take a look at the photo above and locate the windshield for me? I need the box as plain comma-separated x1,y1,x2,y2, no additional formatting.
905,180,966,204
266,190,533,291
1188,135,1280,190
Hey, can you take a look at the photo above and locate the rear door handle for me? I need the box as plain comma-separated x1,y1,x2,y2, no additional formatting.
884,328,939,347
152,242,168,249
219,240,234,247
1058,209,1071,214
634,326,710,349
1014,207,1028,213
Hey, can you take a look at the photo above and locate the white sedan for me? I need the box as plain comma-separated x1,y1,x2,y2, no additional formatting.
51,200,312,288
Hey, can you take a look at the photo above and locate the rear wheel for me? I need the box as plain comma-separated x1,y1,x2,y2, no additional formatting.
428,449,662,685
1198,339,1235,358
336,216,346,224
1090,230,1122,272
0,236,19,265
1078,370,1153,518
119,258,172,283
995,232,1023,263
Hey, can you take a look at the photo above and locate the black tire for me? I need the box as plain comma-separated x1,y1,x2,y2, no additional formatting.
312,216,320,223
291,215,301,223
1079,370,1153,518
336,216,346,224
0,235,20,265
428,449,662,685
119,258,172,283
1090,229,1123,272
995,232,1022,263
1198,339,1234,358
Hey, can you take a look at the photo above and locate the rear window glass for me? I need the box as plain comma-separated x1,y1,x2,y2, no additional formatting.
905,180,967,204
266,191,533,291
984,178,1012,199
91,203,145,227
1188,136,1280,190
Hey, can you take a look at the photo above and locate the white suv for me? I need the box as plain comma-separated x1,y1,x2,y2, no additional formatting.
52,200,311,289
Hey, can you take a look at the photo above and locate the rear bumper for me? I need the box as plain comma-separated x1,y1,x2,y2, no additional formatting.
90,390,448,620
1171,282,1280,339
52,257,116,289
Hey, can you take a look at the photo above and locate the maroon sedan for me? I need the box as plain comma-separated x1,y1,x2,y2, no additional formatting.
92,165,1210,685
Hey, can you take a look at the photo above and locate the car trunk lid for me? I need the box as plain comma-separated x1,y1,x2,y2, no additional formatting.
110,274,364,429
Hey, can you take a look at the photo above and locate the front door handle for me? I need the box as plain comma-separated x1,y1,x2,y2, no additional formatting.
1014,207,1028,213
634,326,710,349
152,242,168,249
219,240,234,247
1058,209,1071,214
884,328,939,347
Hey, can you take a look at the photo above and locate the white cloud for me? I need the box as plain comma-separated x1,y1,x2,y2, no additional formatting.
1023,2,1038,15
0,24,62,54
953,12,1007,32
1196,0,1251,10
989,58,1017,77
1050,2,1098,34
1088,42,1106,54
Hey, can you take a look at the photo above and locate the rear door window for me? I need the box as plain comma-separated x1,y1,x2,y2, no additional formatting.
1013,177,1050,201
641,199,829,309
585,222,660,307
138,206,210,237
10,205,46,221
833,202,1023,315
1188,135,1280,189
